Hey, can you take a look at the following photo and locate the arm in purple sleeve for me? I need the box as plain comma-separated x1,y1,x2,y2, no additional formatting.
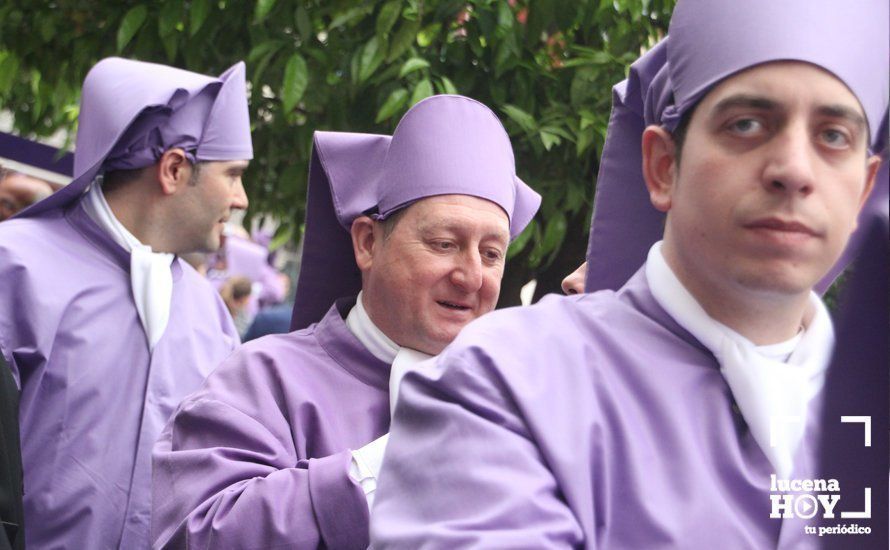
370,345,584,548
152,362,370,548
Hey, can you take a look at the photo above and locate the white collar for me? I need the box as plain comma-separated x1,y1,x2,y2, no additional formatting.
345,292,434,414
346,291,399,364
82,180,175,351
646,241,834,478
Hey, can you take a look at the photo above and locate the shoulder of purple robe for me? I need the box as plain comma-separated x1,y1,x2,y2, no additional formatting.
372,278,727,548
373,293,607,548
152,324,373,549
0,211,77,384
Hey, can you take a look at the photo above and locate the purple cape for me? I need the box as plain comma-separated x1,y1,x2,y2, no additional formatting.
371,270,825,548
152,298,389,549
0,203,238,548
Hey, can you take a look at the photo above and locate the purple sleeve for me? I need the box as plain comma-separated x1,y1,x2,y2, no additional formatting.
370,347,584,548
152,383,369,548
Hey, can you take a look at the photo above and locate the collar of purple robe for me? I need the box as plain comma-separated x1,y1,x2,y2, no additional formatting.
290,94,542,331
18,57,253,219
584,0,889,294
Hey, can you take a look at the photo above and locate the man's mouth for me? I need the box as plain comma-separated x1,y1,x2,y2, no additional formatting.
745,217,819,236
436,300,471,311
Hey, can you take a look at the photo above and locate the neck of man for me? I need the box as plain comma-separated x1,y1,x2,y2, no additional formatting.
104,181,178,254
660,239,812,345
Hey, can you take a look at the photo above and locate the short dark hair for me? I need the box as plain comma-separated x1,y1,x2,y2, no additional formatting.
102,160,204,191
187,161,203,186
670,102,697,166
380,206,409,240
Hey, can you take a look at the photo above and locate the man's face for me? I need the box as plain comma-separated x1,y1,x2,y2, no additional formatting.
656,62,879,302
360,194,510,355
177,160,249,252
0,173,53,221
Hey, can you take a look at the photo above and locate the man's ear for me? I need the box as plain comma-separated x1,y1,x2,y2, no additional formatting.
157,148,191,195
641,126,678,213
859,155,882,211
351,216,377,272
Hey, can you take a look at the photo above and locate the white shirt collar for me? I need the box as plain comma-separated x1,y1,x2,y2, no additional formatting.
81,180,175,351
346,291,399,364
645,241,834,478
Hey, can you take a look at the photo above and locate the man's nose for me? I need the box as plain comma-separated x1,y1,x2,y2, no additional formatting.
232,179,249,210
450,250,484,292
761,124,816,197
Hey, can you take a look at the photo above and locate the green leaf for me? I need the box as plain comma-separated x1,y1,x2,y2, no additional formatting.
281,53,308,113
358,37,385,83
398,57,429,78
437,75,458,95
501,104,537,133
416,22,441,48
375,88,408,123
254,0,277,22
507,219,536,260
540,212,567,256
163,36,178,62
116,5,148,52
376,0,401,38
247,39,285,62
189,0,211,36
269,224,293,251
158,0,182,38
39,17,55,42
387,20,419,62
330,6,369,30
295,5,312,41
409,79,433,106
539,129,561,151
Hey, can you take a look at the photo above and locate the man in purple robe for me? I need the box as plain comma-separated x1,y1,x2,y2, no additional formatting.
0,58,253,548
151,95,541,548
371,1,887,548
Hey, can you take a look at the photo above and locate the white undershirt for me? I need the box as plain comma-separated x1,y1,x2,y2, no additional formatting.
82,180,174,351
345,291,433,509
646,242,834,478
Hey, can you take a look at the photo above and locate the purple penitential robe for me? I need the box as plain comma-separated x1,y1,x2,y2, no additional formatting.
0,205,238,548
153,299,388,548
371,269,825,549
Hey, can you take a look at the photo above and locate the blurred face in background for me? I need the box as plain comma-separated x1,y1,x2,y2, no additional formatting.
0,171,53,221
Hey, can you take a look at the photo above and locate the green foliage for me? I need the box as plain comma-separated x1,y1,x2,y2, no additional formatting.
0,0,675,299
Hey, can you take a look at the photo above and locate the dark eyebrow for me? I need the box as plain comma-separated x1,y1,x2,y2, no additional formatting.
816,104,867,133
711,94,779,115
227,162,249,175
